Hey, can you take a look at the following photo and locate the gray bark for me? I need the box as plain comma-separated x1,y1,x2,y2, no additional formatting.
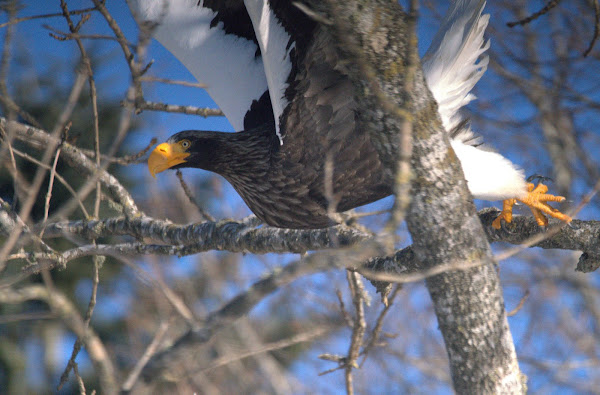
317,0,525,392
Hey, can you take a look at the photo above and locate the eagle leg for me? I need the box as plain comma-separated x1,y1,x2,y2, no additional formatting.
491,183,572,229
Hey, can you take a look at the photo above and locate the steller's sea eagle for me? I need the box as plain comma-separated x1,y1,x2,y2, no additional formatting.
136,0,572,229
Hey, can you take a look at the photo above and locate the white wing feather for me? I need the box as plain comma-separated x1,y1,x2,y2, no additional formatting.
244,0,294,144
129,0,268,131
423,0,489,134
423,0,527,200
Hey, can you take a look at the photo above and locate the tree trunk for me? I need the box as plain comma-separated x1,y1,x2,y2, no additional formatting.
318,0,524,392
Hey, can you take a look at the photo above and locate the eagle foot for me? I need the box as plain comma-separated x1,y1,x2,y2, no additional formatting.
491,183,572,229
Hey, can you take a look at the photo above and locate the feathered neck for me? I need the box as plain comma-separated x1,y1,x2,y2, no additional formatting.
174,125,278,176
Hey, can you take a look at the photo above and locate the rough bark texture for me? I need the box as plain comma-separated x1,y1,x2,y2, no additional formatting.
311,0,428,173
367,210,600,280
413,113,524,390
318,1,525,392
407,103,523,393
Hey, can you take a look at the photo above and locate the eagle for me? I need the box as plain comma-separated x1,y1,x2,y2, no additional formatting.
134,0,571,229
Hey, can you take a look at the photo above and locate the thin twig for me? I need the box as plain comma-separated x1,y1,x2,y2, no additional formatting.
0,73,87,268
0,0,17,112
139,75,207,89
54,0,102,219
134,100,224,117
137,237,390,379
9,146,89,217
386,0,418,233
0,6,98,29
92,0,145,162
344,271,367,395
175,170,215,221
583,0,600,57
91,0,141,97
336,289,354,328
72,363,87,395
506,0,561,27
121,320,172,392
1,117,141,218
78,137,157,165
46,27,133,46
199,325,334,374
0,95,42,129
0,197,55,254
0,1,20,210
0,284,117,394
507,290,530,317
145,263,197,326
40,122,71,238
57,255,103,391
56,11,107,383
359,285,400,366
0,311,55,324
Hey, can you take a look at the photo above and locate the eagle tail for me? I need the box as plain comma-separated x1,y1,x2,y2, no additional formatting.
422,0,489,137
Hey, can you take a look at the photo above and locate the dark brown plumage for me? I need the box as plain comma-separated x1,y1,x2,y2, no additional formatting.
147,2,393,229
160,122,391,229
144,0,573,230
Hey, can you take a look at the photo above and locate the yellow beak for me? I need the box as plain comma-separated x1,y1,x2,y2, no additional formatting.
148,142,190,178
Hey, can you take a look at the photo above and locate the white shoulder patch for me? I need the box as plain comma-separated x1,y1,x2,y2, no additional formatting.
130,0,268,131
244,0,294,144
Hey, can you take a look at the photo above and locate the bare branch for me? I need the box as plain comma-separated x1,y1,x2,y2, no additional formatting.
9,146,89,217
38,216,369,253
0,6,99,29
36,209,600,259
345,271,367,395
122,319,172,392
1,118,141,217
0,285,117,394
507,290,530,317
175,170,215,222
584,0,600,56
506,0,562,27
360,285,401,365
138,75,208,89
0,71,87,268
198,325,335,374
140,237,390,380
134,100,224,117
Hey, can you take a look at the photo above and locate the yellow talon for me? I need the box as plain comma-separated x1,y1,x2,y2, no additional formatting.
492,198,516,229
492,183,572,229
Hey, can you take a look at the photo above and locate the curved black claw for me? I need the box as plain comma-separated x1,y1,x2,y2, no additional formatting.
526,174,554,184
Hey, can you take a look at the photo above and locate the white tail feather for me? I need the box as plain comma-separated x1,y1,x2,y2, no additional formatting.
423,0,528,201
422,0,489,134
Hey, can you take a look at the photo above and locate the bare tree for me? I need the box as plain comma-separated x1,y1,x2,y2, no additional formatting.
0,1,599,394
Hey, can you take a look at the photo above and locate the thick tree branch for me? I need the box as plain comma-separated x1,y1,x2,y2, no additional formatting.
40,216,368,252
27,210,600,266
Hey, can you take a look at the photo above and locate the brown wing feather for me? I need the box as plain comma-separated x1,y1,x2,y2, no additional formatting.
278,27,392,215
